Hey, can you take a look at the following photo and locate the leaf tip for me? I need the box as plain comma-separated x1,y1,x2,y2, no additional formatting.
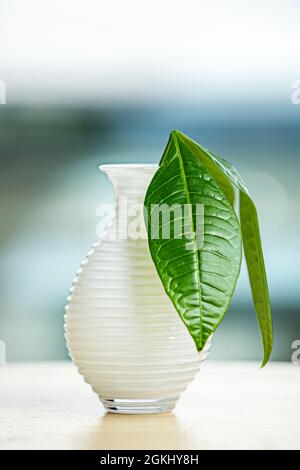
170,129,180,138
259,350,272,369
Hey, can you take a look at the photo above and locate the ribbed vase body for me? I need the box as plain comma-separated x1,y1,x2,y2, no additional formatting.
64,164,211,413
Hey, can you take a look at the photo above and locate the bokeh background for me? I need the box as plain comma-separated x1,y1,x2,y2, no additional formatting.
0,0,299,362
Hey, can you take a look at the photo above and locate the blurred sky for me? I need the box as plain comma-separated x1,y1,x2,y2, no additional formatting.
0,0,299,362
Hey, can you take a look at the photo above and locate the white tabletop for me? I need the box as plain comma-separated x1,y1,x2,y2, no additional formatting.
0,361,299,450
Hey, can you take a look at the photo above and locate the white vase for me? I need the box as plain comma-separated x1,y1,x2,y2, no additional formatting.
64,164,211,414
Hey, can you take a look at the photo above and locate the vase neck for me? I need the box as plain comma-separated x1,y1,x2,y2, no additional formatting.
100,164,158,203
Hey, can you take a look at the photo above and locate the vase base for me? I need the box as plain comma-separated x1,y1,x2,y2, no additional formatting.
100,397,177,414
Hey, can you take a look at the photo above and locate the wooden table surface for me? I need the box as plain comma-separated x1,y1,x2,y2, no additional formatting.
0,361,299,450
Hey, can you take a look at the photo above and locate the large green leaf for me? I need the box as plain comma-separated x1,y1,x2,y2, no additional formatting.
145,129,273,365
176,132,273,366
144,130,242,351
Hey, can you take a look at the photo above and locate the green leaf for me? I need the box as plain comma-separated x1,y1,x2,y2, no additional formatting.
176,132,272,365
209,158,272,366
239,193,273,366
144,130,242,351
146,129,273,366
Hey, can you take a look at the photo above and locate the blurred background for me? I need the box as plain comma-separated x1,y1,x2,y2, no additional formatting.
0,0,299,362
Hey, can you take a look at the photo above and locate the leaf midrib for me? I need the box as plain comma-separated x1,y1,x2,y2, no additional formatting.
172,131,203,347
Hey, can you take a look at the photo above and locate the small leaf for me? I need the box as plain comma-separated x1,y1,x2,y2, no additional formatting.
144,130,242,351
239,192,273,366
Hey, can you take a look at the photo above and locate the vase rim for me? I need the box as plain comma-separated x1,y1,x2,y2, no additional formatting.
99,163,158,171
